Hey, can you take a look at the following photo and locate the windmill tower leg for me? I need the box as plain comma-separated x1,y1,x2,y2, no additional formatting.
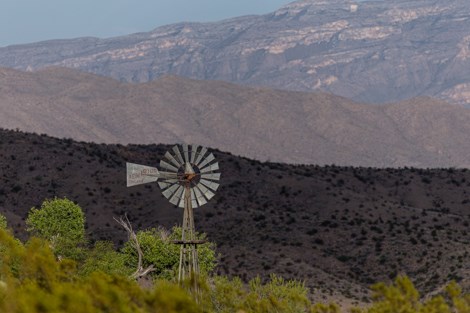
178,184,200,293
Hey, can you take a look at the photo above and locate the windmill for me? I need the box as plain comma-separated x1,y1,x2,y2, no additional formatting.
126,144,220,287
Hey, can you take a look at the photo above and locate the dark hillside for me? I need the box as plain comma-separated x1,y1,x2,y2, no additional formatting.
1,128,470,304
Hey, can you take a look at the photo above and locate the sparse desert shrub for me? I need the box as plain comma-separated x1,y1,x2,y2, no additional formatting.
306,228,318,235
10,185,21,193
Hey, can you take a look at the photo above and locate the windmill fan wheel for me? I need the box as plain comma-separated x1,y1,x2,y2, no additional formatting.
158,144,220,208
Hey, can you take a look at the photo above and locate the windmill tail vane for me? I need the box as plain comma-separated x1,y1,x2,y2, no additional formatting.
126,144,220,292
126,163,159,187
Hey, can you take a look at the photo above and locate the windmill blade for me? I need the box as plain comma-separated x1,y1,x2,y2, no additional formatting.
200,162,219,174
193,185,208,207
182,144,190,163
162,183,180,199
199,178,220,191
204,191,216,201
171,189,185,207
172,145,184,165
169,185,184,206
195,147,207,166
190,189,198,208
195,184,215,201
159,171,178,180
164,151,181,167
160,160,179,172
178,193,186,208
126,162,159,187
198,153,215,169
190,145,199,163
201,173,221,181
158,180,178,190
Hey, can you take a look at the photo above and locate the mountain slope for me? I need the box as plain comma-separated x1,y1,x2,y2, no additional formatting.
0,67,469,168
2,0,470,104
2,128,470,305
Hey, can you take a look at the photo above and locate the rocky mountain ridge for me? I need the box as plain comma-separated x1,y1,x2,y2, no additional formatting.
2,0,470,104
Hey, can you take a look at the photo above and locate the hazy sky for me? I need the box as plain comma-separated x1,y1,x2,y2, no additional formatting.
0,0,297,47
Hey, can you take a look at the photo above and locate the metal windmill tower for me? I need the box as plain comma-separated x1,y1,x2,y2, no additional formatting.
126,144,220,286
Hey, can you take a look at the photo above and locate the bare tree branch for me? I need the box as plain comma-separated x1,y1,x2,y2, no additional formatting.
114,214,155,279
49,234,63,261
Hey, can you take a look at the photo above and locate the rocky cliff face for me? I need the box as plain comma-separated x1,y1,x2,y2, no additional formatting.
1,0,470,105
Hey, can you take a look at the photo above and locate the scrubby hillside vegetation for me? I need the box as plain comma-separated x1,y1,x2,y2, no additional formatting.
1,128,470,304
2,199,470,313
0,198,312,312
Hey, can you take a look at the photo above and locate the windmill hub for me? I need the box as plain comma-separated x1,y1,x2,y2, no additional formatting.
183,162,198,182
184,172,197,182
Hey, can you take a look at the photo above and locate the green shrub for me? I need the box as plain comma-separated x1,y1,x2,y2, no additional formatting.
121,226,217,280
202,274,312,313
0,229,201,313
26,198,86,259
0,214,6,230
79,241,132,277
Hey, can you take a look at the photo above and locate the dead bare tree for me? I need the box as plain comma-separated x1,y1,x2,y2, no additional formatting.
114,215,155,280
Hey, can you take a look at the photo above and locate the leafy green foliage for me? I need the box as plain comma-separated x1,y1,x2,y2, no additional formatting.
26,198,85,259
247,274,310,312
204,274,312,313
0,228,310,313
8,197,470,312
79,241,132,277
205,275,246,311
26,198,85,242
367,275,420,312
26,198,86,259
354,275,470,313
310,303,340,313
4,222,470,313
0,214,7,230
121,226,217,279
0,229,201,313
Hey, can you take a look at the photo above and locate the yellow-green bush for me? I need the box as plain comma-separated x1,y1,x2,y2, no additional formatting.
0,229,200,313
0,227,316,313
26,197,86,260
79,241,132,277
4,200,470,313
355,275,470,313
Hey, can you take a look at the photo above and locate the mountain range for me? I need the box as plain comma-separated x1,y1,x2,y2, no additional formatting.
2,0,470,105
1,67,470,167
2,0,470,309
1,128,470,306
